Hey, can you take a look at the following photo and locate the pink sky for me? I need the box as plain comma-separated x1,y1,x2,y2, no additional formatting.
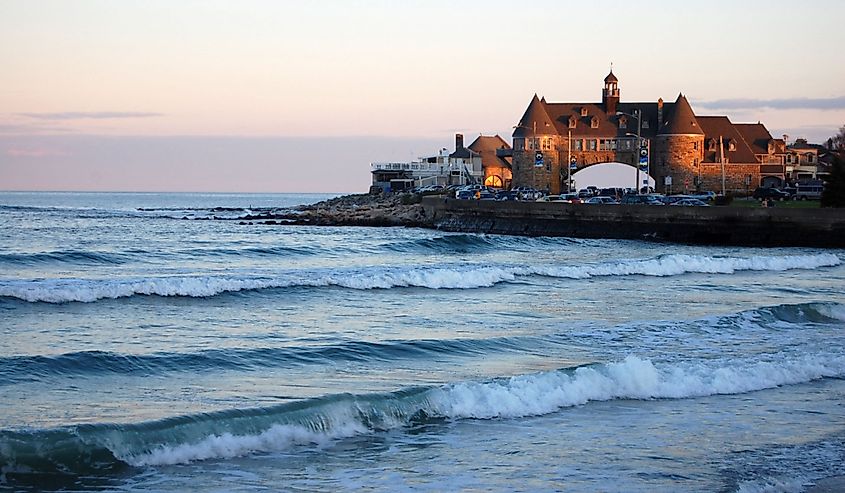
2,0,843,193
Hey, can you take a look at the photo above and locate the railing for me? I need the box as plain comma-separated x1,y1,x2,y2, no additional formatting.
371,162,436,172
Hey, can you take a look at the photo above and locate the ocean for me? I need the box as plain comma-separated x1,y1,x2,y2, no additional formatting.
1,191,844,492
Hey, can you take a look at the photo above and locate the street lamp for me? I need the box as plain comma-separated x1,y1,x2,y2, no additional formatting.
616,110,648,194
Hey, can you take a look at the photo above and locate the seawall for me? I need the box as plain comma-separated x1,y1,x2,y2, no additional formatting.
422,197,845,248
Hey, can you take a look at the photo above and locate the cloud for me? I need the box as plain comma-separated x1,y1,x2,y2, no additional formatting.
6,147,69,157
697,96,845,111
16,111,164,120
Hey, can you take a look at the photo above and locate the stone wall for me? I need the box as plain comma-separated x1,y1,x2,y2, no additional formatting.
421,196,845,248
698,163,760,196
652,135,705,194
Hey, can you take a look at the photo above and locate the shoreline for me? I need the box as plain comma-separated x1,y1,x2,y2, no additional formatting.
198,192,845,248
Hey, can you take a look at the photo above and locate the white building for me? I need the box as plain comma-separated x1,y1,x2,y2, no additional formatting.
370,134,483,192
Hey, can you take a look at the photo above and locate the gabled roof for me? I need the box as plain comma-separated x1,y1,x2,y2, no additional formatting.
659,94,703,135
468,135,512,168
696,116,758,163
513,94,557,137
734,123,774,155
540,101,668,139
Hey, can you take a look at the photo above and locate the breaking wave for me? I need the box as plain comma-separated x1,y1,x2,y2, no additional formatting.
0,252,839,303
3,351,844,477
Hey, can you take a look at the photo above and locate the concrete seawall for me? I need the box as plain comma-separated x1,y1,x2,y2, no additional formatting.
422,197,845,248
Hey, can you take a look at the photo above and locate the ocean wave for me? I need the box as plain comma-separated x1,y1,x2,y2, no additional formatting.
0,249,131,266
0,338,497,384
2,351,843,476
0,252,839,303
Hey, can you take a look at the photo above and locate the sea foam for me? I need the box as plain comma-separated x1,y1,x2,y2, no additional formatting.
0,253,839,303
119,352,845,466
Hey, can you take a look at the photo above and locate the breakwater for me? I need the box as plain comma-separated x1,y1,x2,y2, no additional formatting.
422,197,845,247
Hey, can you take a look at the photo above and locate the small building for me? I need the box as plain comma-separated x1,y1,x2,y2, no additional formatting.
370,134,484,193
786,139,823,182
468,135,512,189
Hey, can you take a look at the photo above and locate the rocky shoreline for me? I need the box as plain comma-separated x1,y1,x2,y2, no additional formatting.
228,192,429,227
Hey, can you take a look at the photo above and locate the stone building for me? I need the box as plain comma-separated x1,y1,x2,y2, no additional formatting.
511,71,786,195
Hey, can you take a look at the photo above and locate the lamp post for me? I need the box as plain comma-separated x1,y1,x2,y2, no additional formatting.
616,110,647,194
567,129,572,193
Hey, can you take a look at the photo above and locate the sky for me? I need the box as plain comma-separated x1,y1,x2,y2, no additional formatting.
1,0,844,193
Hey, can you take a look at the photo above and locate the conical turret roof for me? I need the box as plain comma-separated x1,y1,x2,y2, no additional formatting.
659,93,703,135
513,94,556,137
604,70,618,83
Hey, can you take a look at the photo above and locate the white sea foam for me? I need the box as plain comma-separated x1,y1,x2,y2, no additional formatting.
121,353,845,466
126,422,362,466
817,303,845,322
0,253,839,303
429,354,845,420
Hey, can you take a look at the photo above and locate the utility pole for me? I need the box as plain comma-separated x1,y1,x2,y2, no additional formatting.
720,135,726,196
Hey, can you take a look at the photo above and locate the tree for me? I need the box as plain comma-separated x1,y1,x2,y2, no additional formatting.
830,125,845,152
821,125,845,207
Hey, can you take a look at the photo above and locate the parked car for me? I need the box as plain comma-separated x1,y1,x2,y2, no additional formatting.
689,191,717,202
671,198,710,206
583,196,618,204
752,187,791,201
620,194,664,205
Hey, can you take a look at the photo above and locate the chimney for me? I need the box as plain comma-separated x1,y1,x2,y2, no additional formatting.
657,98,664,129
455,133,464,150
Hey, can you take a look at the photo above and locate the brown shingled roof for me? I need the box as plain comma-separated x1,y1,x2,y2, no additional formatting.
468,135,512,169
513,94,557,137
659,94,704,135
734,123,773,155
604,70,618,83
696,116,758,164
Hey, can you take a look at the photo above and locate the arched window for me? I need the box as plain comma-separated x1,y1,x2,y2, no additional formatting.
485,174,503,188
590,116,599,129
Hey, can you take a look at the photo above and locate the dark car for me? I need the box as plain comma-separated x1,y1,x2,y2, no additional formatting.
752,187,791,201
620,194,664,205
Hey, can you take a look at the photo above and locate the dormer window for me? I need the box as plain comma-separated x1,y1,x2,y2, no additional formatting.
728,139,736,151
618,116,627,129
642,120,649,129
580,107,588,117
568,115,577,129
707,139,717,151
590,116,599,129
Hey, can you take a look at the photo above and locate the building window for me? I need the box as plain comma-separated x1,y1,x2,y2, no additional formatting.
587,139,597,151
572,139,583,151
580,107,588,117
568,116,577,128
642,120,650,129
693,142,698,150
514,138,525,151
590,116,599,129
728,140,736,151
542,138,553,151
600,139,618,151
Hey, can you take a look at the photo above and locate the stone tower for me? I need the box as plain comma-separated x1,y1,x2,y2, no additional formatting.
511,94,562,193
653,93,705,193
